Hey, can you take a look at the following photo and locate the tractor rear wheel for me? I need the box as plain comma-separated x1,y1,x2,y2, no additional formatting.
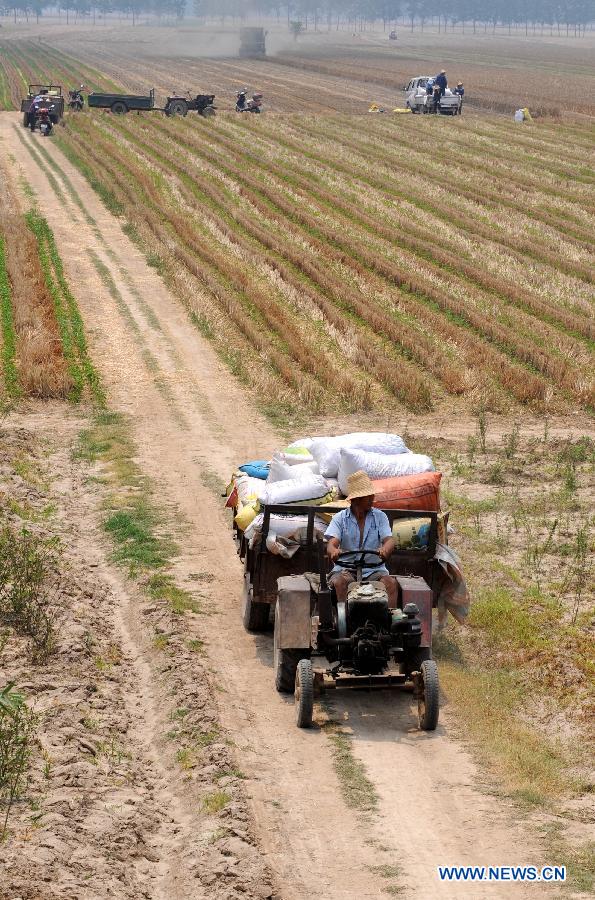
169,99,188,117
295,658,314,727
418,659,439,731
242,579,269,632
111,101,128,115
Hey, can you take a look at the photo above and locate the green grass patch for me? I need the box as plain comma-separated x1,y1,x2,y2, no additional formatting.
324,724,378,813
76,410,198,614
435,651,582,805
0,235,20,398
469,586,555,652
201,790,230,814
104,503,171,574
0,61,13,111
147,573,200,614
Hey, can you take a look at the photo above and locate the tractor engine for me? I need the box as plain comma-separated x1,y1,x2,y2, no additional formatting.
351,622,388,674
346,583,392,675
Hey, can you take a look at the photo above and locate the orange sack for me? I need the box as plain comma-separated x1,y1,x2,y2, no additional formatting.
372,472,442,512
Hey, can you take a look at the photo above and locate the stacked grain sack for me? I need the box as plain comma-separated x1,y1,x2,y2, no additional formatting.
226,434,468,621
227,432,441,540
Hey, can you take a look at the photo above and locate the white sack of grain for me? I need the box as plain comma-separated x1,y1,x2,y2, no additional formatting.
267,453,320,483
311,432,410,478
235,474,265,503
260,474,330,506
338,448,434,495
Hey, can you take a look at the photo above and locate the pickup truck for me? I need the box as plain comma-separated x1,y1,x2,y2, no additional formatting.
404,77,462,115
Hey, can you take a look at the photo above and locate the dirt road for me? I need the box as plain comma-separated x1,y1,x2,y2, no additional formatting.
2,112,547,899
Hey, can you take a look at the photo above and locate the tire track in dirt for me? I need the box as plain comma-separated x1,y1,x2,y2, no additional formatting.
3,111,548,899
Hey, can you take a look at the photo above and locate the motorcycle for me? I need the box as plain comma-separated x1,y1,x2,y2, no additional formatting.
37,109,53,136
68,86,85,111
235,89,263,113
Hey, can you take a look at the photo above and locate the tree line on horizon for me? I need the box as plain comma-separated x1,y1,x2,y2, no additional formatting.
0,0,591,32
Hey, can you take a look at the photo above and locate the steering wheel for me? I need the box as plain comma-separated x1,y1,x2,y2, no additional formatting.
334,549,385,571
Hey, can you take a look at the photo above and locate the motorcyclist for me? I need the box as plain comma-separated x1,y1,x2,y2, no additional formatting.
248,92,263,112
28,88,48,129
37,107,53,135
68,84,85,109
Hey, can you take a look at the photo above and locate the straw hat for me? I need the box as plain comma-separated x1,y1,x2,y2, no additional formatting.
346,470,376,501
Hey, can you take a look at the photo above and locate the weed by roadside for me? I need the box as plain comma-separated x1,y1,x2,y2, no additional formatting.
0,682,37,840
0,526,57,662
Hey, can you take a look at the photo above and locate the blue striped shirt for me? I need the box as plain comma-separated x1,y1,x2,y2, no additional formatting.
325,507,392,579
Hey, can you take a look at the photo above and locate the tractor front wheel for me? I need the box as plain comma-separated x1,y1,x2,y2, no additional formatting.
418,659,439,731
200,105,216,118
295,658,314,727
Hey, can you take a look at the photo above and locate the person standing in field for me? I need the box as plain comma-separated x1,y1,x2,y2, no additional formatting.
454,81,464,114
435,70,448,97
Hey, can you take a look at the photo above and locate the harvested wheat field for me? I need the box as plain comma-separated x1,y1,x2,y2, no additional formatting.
0,18,593,900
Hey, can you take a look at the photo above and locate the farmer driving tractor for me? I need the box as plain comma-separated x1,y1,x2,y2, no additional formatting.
325,471,397,608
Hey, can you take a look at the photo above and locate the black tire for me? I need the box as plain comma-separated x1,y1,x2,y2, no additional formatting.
242,580,269,632
275,648,304,693
111,101,128,115
201,105,216,118
400,646,430,677
22,112,29,127
169,99,187,117
418,659,439,731
295,658,314,728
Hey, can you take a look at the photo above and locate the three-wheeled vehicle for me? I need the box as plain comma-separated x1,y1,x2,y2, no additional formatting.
237,504,441,731
21,84,64,127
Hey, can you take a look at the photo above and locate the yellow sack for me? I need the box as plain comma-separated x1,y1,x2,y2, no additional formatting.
393,107,412,114
235,502,259,531
392,517,431,550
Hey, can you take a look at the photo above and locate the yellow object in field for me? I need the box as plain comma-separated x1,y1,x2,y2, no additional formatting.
522,107,533,122
234,501,259,531
393,107,412,114
392,517,431,550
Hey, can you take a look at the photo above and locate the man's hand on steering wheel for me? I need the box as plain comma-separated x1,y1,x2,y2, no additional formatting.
327,540,341,563
378,539,394,562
